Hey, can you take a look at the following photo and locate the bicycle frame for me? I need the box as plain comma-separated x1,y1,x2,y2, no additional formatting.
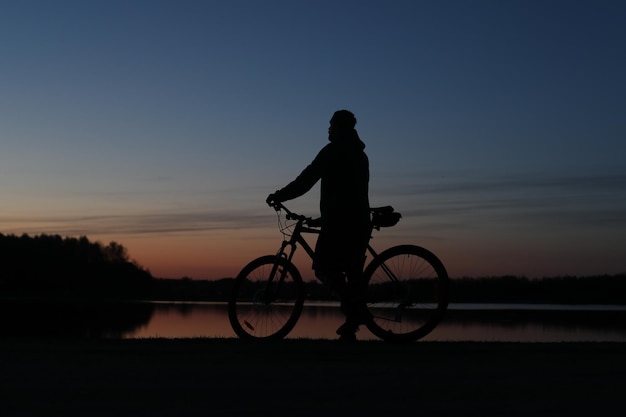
267,203,402,294
275,219,383,269
275,217,319,266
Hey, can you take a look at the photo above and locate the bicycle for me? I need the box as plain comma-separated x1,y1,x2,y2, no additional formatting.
228,202,449,343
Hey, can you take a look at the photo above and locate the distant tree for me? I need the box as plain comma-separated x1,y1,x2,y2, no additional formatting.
103,241,129,263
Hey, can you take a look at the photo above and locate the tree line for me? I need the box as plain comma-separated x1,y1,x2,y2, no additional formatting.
448,275,626,305
1,232,624,304
151,274,626,305
0,233,154,298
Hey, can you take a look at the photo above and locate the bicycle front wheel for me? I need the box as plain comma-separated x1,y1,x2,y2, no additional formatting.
364,245,449,343
228,255,305,340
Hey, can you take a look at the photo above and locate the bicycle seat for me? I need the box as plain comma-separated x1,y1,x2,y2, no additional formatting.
306,217,322,228
370,206,401,229
370,206,395,214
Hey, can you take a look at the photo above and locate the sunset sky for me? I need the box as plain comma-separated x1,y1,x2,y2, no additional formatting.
2,1,625,280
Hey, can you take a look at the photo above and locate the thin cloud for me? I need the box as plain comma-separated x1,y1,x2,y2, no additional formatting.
376,172,626,231
386,173,626,196
0,209,271,237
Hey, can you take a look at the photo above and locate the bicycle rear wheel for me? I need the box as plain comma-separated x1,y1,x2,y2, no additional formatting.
364,245,448,343
228,255,305,340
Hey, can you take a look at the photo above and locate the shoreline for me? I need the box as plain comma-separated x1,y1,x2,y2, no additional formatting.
2,339,625,416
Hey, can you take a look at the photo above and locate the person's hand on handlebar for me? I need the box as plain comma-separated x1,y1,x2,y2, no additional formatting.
266,192,281,208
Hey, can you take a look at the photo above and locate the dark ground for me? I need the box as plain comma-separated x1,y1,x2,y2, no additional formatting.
1,339,625,417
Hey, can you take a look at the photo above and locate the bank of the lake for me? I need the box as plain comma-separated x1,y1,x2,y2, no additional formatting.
1,338,625,416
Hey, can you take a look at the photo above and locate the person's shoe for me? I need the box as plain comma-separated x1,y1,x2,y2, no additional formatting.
336,321,360,336
337,332,357,343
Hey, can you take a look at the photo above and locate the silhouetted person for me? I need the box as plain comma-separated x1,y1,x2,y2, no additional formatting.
267,110,371,341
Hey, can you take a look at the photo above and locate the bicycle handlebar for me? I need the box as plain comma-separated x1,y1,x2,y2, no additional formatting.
269,201,401,232
267,201,319,226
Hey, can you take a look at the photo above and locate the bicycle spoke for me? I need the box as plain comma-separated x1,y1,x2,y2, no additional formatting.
364,245,448,342
228,255,305,339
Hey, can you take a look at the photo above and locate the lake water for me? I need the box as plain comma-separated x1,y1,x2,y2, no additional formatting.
124,302,626,342
2,299,624,341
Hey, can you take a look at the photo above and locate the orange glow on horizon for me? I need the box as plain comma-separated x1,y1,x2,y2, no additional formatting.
89,224,623,281
121,231,275,279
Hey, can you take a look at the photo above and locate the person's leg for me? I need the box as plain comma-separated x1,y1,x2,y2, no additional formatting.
315,225,368,340
315,269,358,340
345,266,369,321
335,231,370,338
313,228,348,299
314,269,346,299
336,266,370,333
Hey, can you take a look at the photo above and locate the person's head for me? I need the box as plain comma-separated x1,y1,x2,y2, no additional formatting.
329,110,356,141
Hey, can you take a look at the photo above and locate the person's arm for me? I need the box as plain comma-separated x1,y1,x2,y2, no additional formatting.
267,145,331,203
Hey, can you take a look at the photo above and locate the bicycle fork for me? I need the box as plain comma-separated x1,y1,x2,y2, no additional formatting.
261,240,296,304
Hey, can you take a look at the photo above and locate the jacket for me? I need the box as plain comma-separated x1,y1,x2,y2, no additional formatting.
274,129,370,230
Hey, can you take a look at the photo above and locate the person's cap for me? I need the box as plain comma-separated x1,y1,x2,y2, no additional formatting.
330,110,356,130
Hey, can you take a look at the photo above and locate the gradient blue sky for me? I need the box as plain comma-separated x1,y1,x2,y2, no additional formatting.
1,0,625,279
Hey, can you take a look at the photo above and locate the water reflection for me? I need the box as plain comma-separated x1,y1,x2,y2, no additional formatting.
432,308,626,342
129,302,233,339
125,302,626,342
0,299,154,338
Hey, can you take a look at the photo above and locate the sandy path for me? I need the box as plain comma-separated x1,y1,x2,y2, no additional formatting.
1,339,625,416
